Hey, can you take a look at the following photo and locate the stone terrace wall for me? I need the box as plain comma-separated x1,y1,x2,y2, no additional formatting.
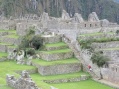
35,63,81,76
78,33,116,40
44,75,89,84
102,50,119,61
92,41,119,49
39,51,73,61
42,35,61,44
102,67,119,85
6,71,40,89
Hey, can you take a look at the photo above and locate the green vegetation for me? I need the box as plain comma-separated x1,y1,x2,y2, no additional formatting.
91,51,110,79
51,79,113,89
40,49,72,54
32,58,80,66
0,52,8,58
0,61,35,85
6,34,19,39
31,72,90,89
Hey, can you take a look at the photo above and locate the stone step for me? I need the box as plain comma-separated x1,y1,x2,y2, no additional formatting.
41,35,61,44
45,42,68,51
1,35,20,45
38,49,74,61
32,58,81,76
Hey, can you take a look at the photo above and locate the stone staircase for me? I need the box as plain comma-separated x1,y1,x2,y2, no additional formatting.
32,35,89,82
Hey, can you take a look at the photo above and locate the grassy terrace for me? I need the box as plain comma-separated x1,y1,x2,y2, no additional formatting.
31,72,90,89
39,49,72,54
32,58,80,66
6,34,19,39
45,42,67,47
0,30,16,33
79,32,114,37
99,47,119,51
0,42,12,46
0,61,36,85
0,52,8,58
51,79,113,89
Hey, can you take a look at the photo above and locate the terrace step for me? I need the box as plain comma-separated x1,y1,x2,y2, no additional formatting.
92,41,119,49
31,72,90,84
32,58,81,76
0,52,8,62
1,35,20,45
45,42,68,51
39,49,74,61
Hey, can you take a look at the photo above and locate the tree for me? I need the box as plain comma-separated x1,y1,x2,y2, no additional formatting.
91,51,110,79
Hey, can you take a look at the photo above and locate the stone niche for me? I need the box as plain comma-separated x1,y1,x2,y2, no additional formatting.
34,63,81,76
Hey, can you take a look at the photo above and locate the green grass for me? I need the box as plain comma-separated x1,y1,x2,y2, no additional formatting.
0,52,8,58
32,58,80,66
0,85,13,89
6,34,19,39
51,79,113,89
45,42,67,47
30,72,90,89
0,61,36,85
0,43,12,46
40,49,72,54
0,30,16,33
100,47,119,51
79,32,114,37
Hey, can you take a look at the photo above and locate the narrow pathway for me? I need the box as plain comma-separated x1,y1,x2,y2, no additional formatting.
93,78,119,89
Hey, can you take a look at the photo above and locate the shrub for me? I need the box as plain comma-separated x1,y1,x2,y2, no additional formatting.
26,48,35,56
30,35,43,50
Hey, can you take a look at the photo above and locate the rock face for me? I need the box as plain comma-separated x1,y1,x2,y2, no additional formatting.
6,70,40,89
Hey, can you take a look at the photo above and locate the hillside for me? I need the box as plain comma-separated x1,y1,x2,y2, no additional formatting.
0,0,119,23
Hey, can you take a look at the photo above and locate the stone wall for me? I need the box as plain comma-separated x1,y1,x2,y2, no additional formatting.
92,41,119,49
101,50,119,61
1,37,21,45
39,51,73,61
0,32,8,37
44,75,89,83
0,45,7,52
36,63,81,76
6,70,40,89
42,35,61,44
102,67,119,85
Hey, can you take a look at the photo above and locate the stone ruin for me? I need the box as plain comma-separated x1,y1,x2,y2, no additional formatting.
6,70,40,89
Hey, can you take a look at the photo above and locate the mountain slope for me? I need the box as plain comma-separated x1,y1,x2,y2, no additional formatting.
0,0,119,23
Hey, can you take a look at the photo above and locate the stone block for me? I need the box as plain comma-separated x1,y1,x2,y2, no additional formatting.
36,63,81,75
39,51,73,61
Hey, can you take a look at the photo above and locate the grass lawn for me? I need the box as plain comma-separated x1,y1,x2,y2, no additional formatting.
40,49,72,54
0,52,8,58
45,42,67,47
0,61,36,85
51,79,114,89
32,58,80,66
30,72,90,89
